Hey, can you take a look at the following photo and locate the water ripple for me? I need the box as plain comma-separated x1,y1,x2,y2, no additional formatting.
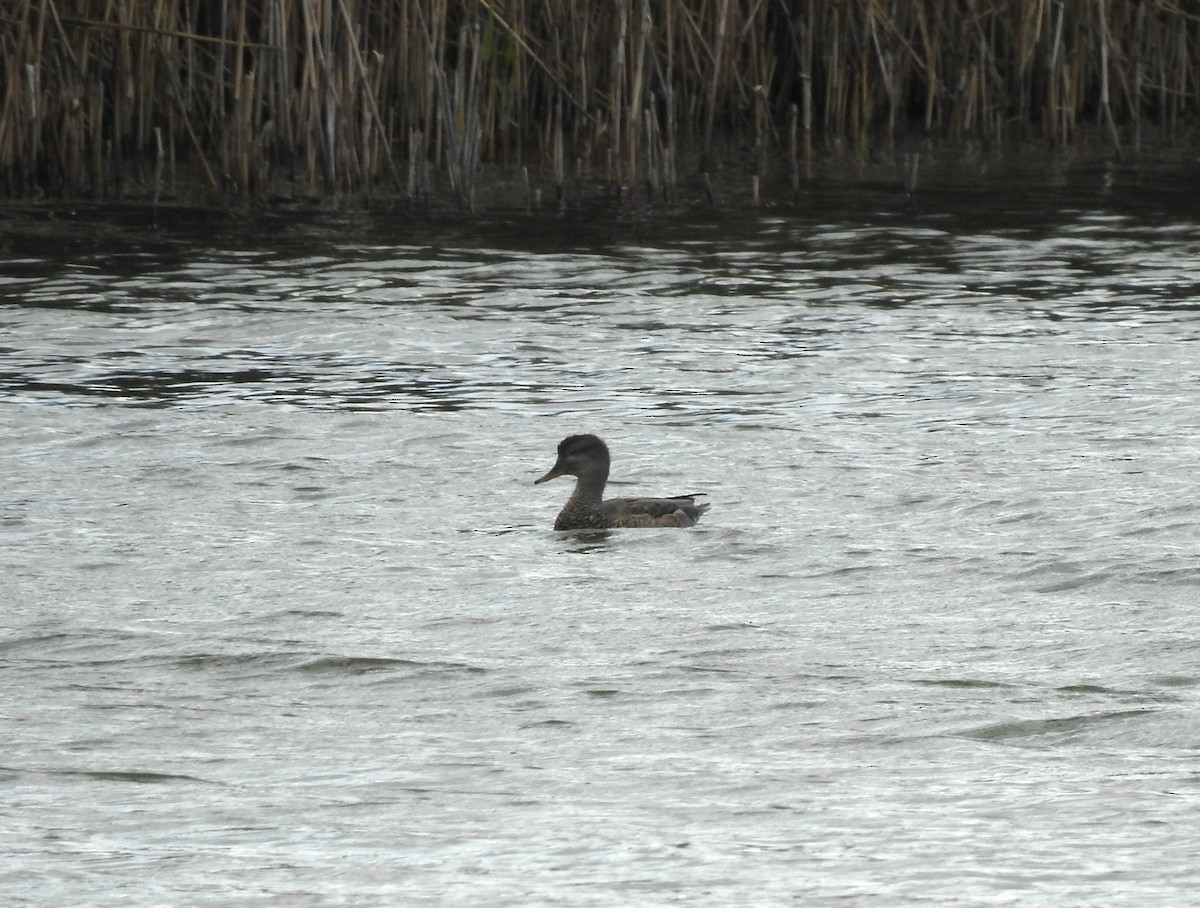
4,192,1200,905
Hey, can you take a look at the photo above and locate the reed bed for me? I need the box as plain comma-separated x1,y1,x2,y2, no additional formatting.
2,0,1198,208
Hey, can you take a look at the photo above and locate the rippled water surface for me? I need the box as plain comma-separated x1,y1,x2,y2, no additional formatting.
3,170,1200,905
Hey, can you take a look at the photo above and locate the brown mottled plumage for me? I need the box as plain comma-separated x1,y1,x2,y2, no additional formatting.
534,434,710,531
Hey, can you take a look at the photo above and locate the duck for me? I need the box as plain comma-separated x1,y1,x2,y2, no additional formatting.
534,434,710,530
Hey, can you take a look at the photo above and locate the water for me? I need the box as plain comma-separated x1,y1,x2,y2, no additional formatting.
3,168,1200,905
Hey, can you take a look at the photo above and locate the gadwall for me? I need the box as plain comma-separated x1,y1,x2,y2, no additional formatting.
535,434,710,530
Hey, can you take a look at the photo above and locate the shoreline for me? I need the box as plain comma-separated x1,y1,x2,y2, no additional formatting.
2,141,1196,219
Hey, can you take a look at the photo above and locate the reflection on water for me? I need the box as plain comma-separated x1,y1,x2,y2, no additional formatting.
3,167,1200,905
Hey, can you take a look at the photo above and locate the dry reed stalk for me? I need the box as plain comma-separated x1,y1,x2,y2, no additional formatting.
1172,23,1189,138
427,17,485,210
553,95,565,208
609,3,628,193
823,5,844,145
1047,0,1066,144
787,102,798,192
1097,0,1123,158
152,125,164,216
630,0,651,190
644,97,657,202
800,4,813,163
702,0,730,172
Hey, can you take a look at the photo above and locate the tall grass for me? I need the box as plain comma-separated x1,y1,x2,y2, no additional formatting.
2,1,1197,207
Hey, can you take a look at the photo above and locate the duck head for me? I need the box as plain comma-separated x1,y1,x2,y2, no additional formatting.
534,434,611,484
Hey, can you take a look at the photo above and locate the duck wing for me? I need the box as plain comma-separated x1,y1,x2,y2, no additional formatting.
602,494,710,528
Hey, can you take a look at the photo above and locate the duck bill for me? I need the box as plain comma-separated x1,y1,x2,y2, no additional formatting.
534,462,566,484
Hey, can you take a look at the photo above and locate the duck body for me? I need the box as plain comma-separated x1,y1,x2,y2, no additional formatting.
535,434,710,530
